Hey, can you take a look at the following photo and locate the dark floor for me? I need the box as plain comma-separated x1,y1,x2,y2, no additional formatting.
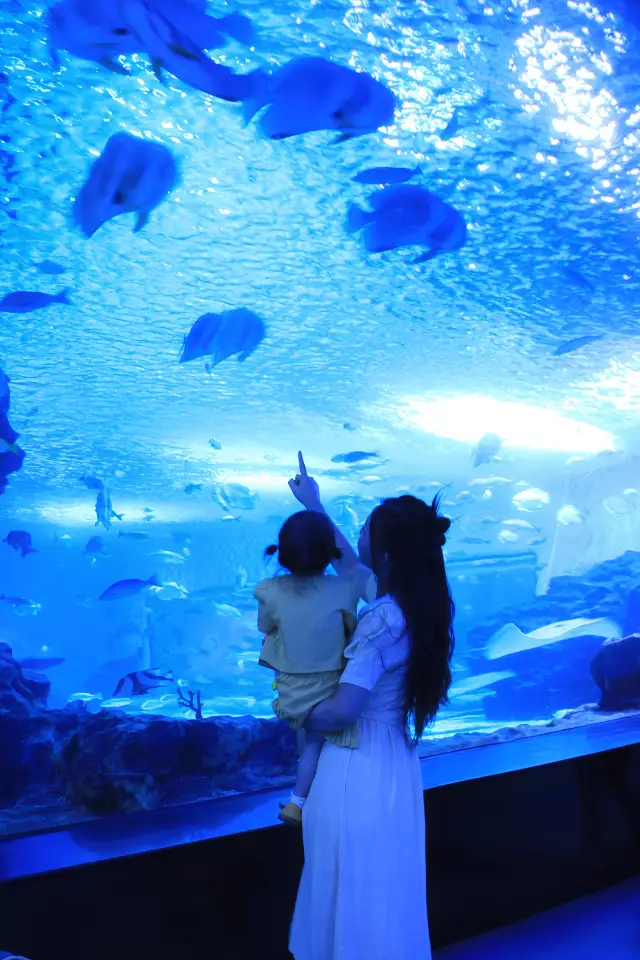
435,877,640,960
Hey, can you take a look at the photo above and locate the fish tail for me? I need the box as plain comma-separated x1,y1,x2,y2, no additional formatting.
346,203,369,234
219,12,254,46
412,249,438,264
147,575,159,587
241,68,271,124
56,288,72,305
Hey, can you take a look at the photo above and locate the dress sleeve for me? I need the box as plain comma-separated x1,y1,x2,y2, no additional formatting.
254,579,276,634
339,600,405,692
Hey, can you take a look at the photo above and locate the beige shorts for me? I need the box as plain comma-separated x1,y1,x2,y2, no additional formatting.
273,669,359,748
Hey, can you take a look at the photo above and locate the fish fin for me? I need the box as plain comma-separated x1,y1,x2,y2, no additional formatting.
412,250,438,264
134,211,149,233
169,44,200,61
219,12,254,46
151,58,166,83
147,575,160,587
485,623,528,660
241,69,271,124
101,58,130,76
412,165,422,177
346,203,370,234
113,677,125,697
56,288,72,305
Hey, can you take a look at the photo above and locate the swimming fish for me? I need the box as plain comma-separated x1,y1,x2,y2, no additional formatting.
100,575,159,601
0,368,24,497
118,0,261,100
95,488,123,530
79,474,104,490
149,581,189,600
47,0,141,74
556,504,588,525
0,438,19,454
84,535,106,557
184,483,203,494
352,165,420,185
113,667,174,697
19,656,65,670
180,308,265,366
347,184,467,263
118,530,150,540
244,56,396,142
512,487,550,512
35,259,66,275
331,451,380,464
439,108,460,140
0,289,71,313
74,132,178,238
553,335,603,357
211,481,257,511
0,595,41,616
3,530,36,557
473,433,503,468
208,438,222,450
148,549,185,563
450,670,515,696
485,617,621,661
497,529,519,544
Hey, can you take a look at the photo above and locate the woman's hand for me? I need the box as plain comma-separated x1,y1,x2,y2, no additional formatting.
288,451,321,510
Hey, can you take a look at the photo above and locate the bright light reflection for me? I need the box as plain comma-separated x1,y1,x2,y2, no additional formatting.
401,395,615,453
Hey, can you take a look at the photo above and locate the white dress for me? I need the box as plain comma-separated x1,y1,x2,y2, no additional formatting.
289,597,431,960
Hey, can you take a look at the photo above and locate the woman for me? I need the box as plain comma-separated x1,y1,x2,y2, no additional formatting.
287,452,455,960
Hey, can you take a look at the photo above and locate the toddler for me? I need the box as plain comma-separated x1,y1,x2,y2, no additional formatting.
254,510,361,825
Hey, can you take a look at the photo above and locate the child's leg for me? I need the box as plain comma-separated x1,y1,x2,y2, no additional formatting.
279,731,324,825
294,730,324,799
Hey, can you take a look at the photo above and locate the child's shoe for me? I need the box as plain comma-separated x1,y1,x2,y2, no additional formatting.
278,801,303,826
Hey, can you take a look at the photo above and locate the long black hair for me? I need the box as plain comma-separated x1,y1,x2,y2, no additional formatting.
369,494,455,742
265,510,342,577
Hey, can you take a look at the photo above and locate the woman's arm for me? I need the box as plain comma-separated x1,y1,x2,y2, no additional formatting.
303,683,370,732
288,451,368,579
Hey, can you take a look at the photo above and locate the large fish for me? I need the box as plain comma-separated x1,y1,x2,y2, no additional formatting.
48,0,254,83
244,56,396,141
100,575,159,601
485,617,621,661
48,0,141,73
347,184,466,262
74,132,178,238
180,308,265,365
0,365,25,497
118,0,262,100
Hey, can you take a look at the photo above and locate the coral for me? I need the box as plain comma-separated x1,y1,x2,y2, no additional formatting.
177,687,203,719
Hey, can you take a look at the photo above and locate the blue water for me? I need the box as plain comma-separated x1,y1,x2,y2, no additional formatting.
1,0,640,834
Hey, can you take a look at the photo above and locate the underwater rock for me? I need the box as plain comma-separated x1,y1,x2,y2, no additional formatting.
0,643,57,806
590,634,640,711
480,633,605,722
465,550,640,721
56,709,296,816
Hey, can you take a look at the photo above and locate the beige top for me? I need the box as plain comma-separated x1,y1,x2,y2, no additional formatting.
255,571,375,674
